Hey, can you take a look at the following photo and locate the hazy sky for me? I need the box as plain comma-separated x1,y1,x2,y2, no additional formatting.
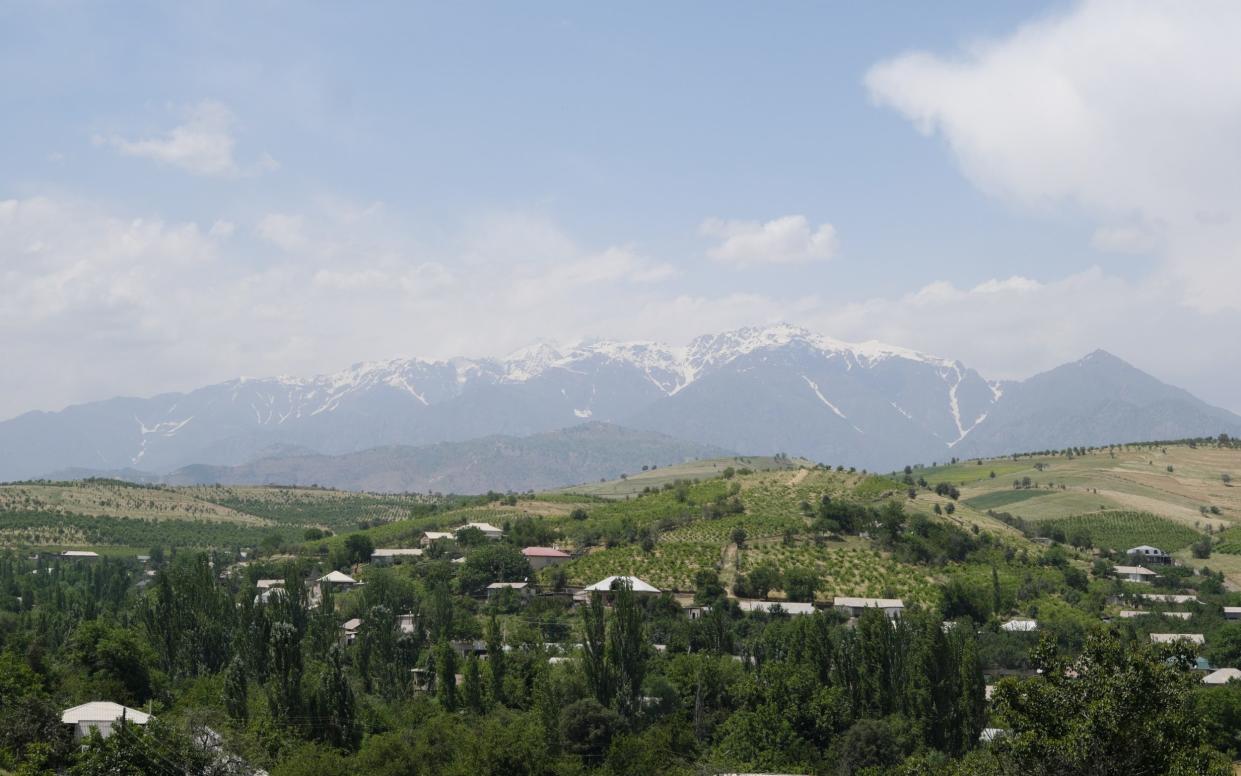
3,0,1241,420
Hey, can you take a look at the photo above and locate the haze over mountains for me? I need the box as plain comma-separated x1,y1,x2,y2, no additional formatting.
3,324,1238,490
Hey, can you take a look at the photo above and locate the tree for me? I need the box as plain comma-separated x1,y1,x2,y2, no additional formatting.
990,633,1231,775
223,655,249,725
608,581,648,719
782,567,819,603
559,698,621,758
343,533,374,566
314,645,358,749
268,621,303,724
463,654,485,714
730,526,747,548
582,592,612,707
486,613,506,707
436,641,458,711
1223,473,1233,486
459,544,532,595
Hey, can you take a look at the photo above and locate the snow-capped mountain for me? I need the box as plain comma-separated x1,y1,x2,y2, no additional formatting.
1,324,1237,482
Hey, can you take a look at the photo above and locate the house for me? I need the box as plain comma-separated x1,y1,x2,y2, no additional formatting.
457,522,503,540
1150,633,1205,645
254,587,287,605
583,576,661,596
486,581,532,600
1140,593,1201,605
1000,619,1039,632
62,702,150,742
736,599,816,616
522,546,571,570
420,531,455,547
371,548,423,566
318,570,359,590
1113,565,1158,583
398,613,417,635
255,579,284,591
450,639,488,657
60,550,99,560
833,596,905,618
1202,668,1241,685
1127,545,1171,566
1224,606,1241,620
340,618,363,646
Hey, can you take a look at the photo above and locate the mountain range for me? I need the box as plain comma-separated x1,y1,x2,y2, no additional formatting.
3,324,1239,489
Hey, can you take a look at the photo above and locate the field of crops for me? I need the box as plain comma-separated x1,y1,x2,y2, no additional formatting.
964,489,1050,511
739,540,939,605
1039,511,1203,552
1212,526,1241,554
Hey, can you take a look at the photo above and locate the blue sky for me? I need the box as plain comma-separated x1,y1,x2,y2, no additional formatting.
2,1,1239,417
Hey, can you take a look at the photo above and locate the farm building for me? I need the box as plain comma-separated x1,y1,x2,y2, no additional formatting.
420,531,455,546
833,596,904,618
371,548,423,566
61,702,150,742
457,522,503,540
1117,610,1191,620
1202,668,1241,685
1150,633,1205,645
522,546,570,570
255,579,284,590
1000,619,1039,632
60,550,99,560
1113,565,1158,583
1127,545,1171,565
1224,606,1241,620
736,599,816,615
486,581,532,600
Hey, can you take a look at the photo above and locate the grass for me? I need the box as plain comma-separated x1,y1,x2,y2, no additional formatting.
1039,511,1203,553
963,489,1050,510
558,456,808,499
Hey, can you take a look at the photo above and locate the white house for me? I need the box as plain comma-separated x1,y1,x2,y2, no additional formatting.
371,548,423,566
1203,668,1241,685
833,596,904,618
1000,619,1039,632
522,546,570,570
1127,545,1171,566
340,618,363,645
1224,606,1241,621
1113,565,1158,583
318,570,359,590
457,522,503,540
420,531,455,547
585,575,660,594
255,579,284,590
736,599,816,616
62,702,150,742
1150,633,1205,645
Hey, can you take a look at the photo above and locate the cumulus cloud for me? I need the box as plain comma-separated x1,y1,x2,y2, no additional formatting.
866,0,1241,312
701,214,838,267
100,100,277,177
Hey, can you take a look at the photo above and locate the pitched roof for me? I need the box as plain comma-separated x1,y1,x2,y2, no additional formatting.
255,579,284,589
584,575,660,594
61,701,150,725
487,582,529,590
1000,619,1039,632
1203,668,1241,685
1141,594,1201,604
1113,565,1157,576
60,550,99,558
459,522,502,534
318,570,357,584
341,618,362,631
1128,545,1168,554
1150,633,1205,644
372,548,423,557
422,531,454,540
522,546,570,558
736,599,816,615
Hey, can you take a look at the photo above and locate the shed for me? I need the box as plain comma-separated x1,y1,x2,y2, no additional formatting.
457,522,503,540
1224,606,1241,621
1113,565,1157,583
736,599,816,616
420,531,455,547
584,576,661,595
371,548,423,566
318,570,358,589
60,550,100,560
486,581,532,600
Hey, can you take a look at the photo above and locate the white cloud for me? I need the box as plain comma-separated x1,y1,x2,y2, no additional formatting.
701,214,838,267
866,0,1241,312
256,213,310,252
101,100,277,177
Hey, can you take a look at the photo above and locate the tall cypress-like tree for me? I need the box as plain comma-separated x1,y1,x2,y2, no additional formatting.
268,621,303,725
582,591,611,706
315,644,358,749
486,613,506,706
463,654,485,714
436,641,458,711
607,581,647,719
223,655,248,725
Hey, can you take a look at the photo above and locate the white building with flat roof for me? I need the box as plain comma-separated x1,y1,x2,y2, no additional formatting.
62,702,150,742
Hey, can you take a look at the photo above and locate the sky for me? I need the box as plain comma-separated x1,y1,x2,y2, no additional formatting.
3,0,1241,420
